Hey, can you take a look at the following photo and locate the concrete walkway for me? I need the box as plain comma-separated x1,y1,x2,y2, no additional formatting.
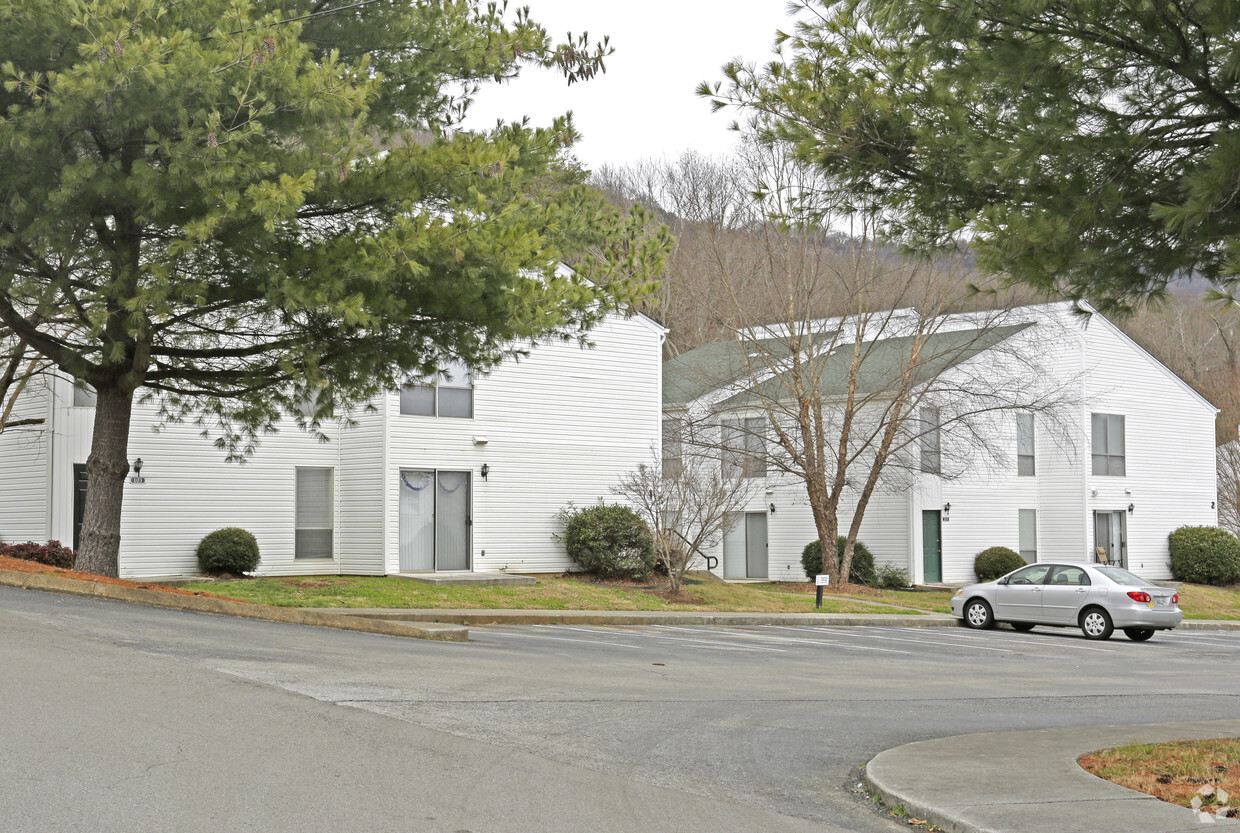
866,719,1240,833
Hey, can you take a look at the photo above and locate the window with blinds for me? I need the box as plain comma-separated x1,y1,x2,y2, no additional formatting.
1018,509,1037,563
295,467,334,559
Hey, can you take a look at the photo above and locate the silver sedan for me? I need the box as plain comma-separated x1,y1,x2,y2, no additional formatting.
949,562,1183,641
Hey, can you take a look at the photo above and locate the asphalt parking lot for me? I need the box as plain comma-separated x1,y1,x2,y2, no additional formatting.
4,587,1239,832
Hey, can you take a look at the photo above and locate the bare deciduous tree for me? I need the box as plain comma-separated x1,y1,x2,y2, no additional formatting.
1218,442,1240,537
612,442,754,595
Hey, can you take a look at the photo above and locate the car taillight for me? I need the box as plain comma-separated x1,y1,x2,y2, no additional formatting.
1127,591,1152,603
1172,593,1179,604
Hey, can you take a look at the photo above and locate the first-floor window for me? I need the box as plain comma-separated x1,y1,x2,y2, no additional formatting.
1018,509,1037,563
295,467,334,559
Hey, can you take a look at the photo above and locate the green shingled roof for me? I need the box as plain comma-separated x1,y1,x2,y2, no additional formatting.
663,323,1032,408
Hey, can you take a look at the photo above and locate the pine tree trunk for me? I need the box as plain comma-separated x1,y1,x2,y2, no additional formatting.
75,384,136,577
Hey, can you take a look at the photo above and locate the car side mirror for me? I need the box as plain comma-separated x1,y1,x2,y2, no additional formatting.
997,577,1008,585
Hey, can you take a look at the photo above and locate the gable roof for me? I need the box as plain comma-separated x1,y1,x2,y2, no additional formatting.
663,323,1032,408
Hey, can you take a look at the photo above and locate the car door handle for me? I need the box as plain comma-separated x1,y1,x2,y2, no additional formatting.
1032,587,1042,592
1076,588,1087,593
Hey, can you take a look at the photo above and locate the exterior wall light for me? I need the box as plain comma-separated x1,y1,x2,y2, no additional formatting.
480,464,489,480
129,458,145,484
1128,503,1135,515
943,502,951,521
768,503,776,514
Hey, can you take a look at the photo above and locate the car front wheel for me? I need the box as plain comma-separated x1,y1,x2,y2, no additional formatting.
963,599,994,629
1080,608,1114,640
1123,628,1155,642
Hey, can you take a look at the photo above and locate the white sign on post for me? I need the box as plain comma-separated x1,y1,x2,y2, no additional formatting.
815,574,830,586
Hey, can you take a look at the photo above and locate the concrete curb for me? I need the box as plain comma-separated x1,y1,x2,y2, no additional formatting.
865,719,1240,833
0,569,468,642
312,608,958,627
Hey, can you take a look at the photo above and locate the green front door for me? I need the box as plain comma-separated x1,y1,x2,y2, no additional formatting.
922,510,942,583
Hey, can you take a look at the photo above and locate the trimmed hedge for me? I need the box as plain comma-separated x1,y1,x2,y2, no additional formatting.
562,504,656,580
801,537,876,586
974,546,1026,582
0,540,76,569
196,528,261,575
1168,526,1240,586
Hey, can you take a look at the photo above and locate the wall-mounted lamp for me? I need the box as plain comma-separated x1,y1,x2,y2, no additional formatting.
1090,488,1098,497
1128,503,1135,515
943,502,951,522
1212,500,1217,510
768,503,776,514
480,464,490,481
129,457,145,484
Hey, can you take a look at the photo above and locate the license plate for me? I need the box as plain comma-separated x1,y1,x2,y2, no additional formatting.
1154,595,1169,606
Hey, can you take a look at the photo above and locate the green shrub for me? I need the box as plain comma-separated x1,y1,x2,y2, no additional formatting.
974,546,1026,582
196,528,261,575
0,540,76,569
801,537,877,586
1168,526,1240,586
561,503,655,580
875,564,910,589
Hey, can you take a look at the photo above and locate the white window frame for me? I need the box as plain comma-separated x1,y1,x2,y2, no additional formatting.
1091,413,1126,476
1017,412,1035,476
920,406,941,475
400,361,474,419
295,466,335,560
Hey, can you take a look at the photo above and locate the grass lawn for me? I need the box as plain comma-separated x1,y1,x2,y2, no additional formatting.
180,574,956,614
1079,738,1239,819
1177,584,1240,620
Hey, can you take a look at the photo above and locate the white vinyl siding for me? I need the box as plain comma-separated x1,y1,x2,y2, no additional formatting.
1017,412,1035,476
294,467,334,559
0,375,52,543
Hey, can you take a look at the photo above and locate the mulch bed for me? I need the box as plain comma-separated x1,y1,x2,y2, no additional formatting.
0,554,240,601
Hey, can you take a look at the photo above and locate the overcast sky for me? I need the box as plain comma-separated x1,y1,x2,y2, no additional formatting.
463,1,794,172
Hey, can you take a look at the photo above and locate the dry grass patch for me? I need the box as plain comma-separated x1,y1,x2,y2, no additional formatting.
1079,738,1240,819
1177,584,1240,620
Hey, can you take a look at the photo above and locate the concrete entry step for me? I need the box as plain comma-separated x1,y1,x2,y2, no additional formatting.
391,571,537,587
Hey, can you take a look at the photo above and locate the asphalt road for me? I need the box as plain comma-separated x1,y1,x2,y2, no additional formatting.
3,586,1239,833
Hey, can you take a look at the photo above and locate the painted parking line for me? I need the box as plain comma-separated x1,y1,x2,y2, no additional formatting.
552,626,788,654
806,626,1018,654
650,625,915,655
896,626,1119,653
1156,632,1240,648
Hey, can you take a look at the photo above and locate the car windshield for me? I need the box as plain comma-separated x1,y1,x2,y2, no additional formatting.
1093,565,1150,586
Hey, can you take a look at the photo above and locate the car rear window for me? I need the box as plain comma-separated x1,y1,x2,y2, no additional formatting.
1093,566,1148,585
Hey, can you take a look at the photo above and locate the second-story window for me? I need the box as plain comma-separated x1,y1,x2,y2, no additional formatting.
400,360,473,418
1091,413,1125,476
1017,412,1035,476
920,406,941,474
662,417,683,478
722,417,766,479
